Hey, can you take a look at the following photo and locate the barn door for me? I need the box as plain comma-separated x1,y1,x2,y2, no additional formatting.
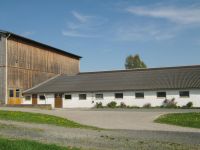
8,89,22,104
32,94,38,105
54,93,63,108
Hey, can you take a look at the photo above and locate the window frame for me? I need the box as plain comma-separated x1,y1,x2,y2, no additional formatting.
157,92,166,98
135,92,144,99
79,94,87,100
16,89,21,98
115,93,123,99
95,93,104,100
179,91,190,98
9,89,14,98
39,95,46,101
25,95,31,101
65,94,72,100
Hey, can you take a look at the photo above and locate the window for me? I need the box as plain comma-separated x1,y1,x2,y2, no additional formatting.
79,94,87,100
115,93,123,99
179,91,190,98
25,96,31,101
39,95,46,100
157,92,166,98
65,94,72,100
135,92,144,99
16,89,21,98
9,89,14,98
95,94,103,100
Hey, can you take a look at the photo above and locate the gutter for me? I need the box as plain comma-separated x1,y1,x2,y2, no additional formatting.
4,33,11,104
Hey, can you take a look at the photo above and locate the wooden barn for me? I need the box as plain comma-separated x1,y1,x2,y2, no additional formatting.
0,30,81,105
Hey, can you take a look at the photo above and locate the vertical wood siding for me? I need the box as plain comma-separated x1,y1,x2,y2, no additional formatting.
7,37,79,92
0,35,6,103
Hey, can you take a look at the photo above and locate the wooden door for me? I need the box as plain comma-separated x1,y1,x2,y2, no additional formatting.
8,89,22,104
32,94,37,105
55,93,63,108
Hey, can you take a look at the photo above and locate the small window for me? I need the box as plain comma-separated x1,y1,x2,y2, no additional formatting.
135,92,144,99
25,96,31,101
9,89,14,98
16,89,21,98
65,94,72,100
157,92,166,98
95,94,103,100
39,95,46,100
180,91,190,98
115,93,123,99
79,94,87,100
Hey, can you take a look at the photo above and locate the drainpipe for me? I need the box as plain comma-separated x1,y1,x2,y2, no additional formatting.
5,33,11,105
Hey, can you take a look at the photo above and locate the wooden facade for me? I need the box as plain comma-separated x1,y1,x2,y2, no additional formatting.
0,31,80,104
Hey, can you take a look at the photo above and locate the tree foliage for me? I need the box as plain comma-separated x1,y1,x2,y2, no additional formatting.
125,54,147,69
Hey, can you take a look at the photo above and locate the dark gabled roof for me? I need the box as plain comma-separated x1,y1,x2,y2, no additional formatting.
24,65,200,94
0,30,81,59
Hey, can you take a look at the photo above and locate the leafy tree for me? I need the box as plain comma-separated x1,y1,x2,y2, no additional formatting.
125,54,147,69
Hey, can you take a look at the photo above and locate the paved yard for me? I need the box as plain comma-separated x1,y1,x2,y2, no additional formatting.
0,107,200,132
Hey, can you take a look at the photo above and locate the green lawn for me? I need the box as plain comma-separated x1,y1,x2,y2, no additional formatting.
155,112,200,128
0,110,98,130
0,137,80,150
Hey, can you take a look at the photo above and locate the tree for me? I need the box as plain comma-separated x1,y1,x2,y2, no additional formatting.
125,54,147,69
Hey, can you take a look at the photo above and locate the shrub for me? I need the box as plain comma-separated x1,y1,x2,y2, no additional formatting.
120,102,127,108
107,101,117,108
182,102,193,109
143,103,151,108
186,102,193,108
95,102,103,108
162,98,177,108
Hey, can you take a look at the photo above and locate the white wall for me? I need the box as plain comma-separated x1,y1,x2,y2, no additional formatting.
22,89,200,108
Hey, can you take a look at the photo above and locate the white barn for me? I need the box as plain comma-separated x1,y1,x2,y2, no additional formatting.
23,65,200,108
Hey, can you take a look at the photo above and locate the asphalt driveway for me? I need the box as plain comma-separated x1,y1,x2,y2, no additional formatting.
0,107,199,132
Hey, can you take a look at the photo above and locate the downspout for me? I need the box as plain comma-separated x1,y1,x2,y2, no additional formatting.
5,33,11,104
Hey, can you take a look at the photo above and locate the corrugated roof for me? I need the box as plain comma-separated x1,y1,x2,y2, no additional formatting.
0,30,81,59
24,65,200,94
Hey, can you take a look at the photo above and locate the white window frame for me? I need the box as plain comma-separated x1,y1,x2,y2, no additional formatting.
79,94,87,100
95,93,104,100
39,94,46,101
65,94,72,100
25,95,31,101
179,91,190,98
135,92,144,99
115,93,123,99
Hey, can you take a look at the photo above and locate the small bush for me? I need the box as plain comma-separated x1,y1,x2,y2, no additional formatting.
143,103,151,108
120,102,127,108
186,102,193,108
107,101,117,108
162,98,177,108
182,102,193,109
95,102,103,108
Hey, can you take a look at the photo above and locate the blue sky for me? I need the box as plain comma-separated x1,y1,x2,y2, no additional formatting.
1,0,200,71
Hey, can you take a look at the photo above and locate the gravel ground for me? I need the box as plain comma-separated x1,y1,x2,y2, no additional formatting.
0,107,200,132
0,120,199,150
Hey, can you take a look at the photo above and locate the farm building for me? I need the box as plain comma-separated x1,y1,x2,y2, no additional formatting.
1,30,200,108
0,30,81,105
23,65,200,108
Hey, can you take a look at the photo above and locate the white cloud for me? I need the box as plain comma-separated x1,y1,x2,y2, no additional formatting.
62,11,104,38
126,6,200,25
71,11,91,23
62,30,98,38
113,24,176,42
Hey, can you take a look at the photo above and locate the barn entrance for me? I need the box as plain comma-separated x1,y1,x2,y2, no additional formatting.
8,89,22,104
54,93,63,108
32,94,38,105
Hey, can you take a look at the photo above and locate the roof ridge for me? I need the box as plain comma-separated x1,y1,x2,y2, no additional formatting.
79,65,200,75
23,74,61,93
0,29,81,59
